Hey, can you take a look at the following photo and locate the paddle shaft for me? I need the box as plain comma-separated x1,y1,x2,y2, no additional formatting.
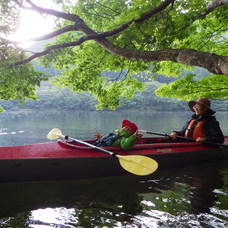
47,128,159,176
144,130,227,147
143,131,169,137
65,135,117,157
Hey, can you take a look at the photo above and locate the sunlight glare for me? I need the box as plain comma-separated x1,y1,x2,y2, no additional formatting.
29,207,77,227
8,0,58,48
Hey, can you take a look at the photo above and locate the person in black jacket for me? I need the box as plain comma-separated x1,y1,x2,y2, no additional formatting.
169,98,224,144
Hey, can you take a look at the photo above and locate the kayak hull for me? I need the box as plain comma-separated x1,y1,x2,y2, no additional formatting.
0,136,227,182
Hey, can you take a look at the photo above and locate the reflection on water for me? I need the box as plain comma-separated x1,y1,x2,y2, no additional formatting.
30,208,77,227
0,160,227,227
0,111,227,227
0,110,227,146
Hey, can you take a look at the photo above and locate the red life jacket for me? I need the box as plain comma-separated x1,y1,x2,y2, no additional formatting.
185,120,205,139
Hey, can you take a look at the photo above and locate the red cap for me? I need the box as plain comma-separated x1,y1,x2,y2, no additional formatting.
122,119,138,133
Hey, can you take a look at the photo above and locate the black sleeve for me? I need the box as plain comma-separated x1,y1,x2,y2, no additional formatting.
205,120,224,143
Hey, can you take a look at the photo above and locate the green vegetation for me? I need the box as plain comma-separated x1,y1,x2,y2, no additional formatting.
0,0,227,110
1,80,227,112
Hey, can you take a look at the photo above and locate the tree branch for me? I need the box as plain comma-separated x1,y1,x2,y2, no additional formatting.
9,0,228,75
135,0,175,23
20,25,79,42
12,0,85,24
10,34,108,66
10,0,177,65
205,0,228,14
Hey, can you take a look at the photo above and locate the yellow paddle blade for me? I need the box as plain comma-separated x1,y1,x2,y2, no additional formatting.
47,128,63,140
117,155,158,176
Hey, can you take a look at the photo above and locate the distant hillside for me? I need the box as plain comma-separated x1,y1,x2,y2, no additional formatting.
0,80,227,112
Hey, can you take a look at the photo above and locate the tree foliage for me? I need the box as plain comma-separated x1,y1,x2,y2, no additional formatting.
0,0,228,110
0,42,48,102
0,0,48,107
2,81,227,112
156,73,228,100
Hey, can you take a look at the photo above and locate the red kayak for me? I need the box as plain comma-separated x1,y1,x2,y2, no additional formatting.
0,136,227,182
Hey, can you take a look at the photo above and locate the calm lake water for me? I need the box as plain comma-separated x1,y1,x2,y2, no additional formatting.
0,111,227,227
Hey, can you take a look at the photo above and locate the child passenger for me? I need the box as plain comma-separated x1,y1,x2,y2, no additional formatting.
94,119,142,150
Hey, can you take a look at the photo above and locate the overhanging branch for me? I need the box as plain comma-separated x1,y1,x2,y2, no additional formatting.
9,0,228,75
205,0,228,14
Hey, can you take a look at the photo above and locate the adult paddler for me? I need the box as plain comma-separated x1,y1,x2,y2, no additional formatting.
169,98,224,143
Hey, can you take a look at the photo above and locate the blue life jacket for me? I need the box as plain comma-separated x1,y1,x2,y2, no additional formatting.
94,133,122,147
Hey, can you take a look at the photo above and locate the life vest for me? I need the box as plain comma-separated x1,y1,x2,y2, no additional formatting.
94,133,123,147
185,120,205,139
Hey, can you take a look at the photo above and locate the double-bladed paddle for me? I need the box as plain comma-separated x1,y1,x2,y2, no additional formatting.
47,128,158,176
139,130,228,147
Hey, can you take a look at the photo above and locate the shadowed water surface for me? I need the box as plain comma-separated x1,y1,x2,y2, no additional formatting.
0,160,227,227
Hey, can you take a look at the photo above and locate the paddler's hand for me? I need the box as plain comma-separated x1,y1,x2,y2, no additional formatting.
169,132,178,138
119,126,126,134
134,130,143,139
195,137,206,143
94,132,102,139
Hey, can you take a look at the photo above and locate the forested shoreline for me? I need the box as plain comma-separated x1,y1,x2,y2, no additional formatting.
0,81,227,112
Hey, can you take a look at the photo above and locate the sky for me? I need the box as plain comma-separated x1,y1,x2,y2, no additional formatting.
8,0,58,48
